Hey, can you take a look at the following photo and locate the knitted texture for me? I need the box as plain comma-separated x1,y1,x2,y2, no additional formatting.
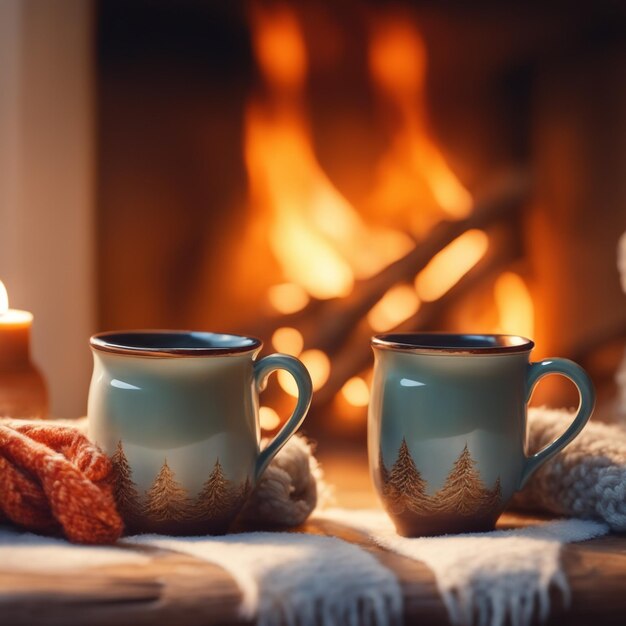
0,420,123,544
511,407,626,531
238,434,328,527
0,417,324,540
64,417,326,529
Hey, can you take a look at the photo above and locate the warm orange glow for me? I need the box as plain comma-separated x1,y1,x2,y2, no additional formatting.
367,284,420,332
412,143,473,218
267,283,310,314
278,348,330,396
246,108,355,299
259,406,281,431
494,272,535,339
369,21,426,101
250,5,307,90
272,326,304,356
0,281,8,316
368,18,472,225
0,281,32,325
246,6,413,300
415,229,489,301
341,376,370,407
245,105,413,298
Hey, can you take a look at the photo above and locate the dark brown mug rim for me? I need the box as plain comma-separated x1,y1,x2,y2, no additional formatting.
90,330,263,358
372,333,534,355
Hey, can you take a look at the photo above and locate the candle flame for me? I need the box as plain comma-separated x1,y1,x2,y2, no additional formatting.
0,281,8,315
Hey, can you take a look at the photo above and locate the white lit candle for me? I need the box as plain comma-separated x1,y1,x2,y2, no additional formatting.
0,280,34,366
0,280,47,418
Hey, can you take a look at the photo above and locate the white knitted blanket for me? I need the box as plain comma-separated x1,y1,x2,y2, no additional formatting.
1,407,622,625
514,407,626,530
0,525,403,626
319,510,607,626
0,512,607,626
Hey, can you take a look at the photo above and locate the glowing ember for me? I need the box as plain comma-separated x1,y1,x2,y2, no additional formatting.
267,283,310,314
0,281,8,316
341,376,370,407
251,5,307,90
415,229,489,302
259,406,281,431
369,19,426,105
246,5,413,300
278,348,330,396
272,326,304,356
367,284,420,332
368,17,472,227
494,272,535,339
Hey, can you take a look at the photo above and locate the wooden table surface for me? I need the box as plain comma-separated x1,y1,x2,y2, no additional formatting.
1,446,625,625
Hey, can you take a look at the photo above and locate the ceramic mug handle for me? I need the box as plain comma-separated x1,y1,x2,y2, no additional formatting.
519,358,595,489
253,353,313,481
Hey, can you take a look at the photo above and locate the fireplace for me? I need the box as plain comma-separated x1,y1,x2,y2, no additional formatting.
96,1,626,439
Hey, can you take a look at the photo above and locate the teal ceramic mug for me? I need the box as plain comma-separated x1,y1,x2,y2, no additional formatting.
87,331,312,535
369,333,595,537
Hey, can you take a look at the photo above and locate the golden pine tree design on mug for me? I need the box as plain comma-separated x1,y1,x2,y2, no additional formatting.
143,459,194,522
382,440,430,515
110,441,143,519
191,459,250,522
380,439,501,517
431,444,501,515
109,442,252,525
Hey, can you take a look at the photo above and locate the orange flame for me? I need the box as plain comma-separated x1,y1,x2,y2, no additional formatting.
367,283,420,331
246,4,413,302
251,5,307,91
494,272,534,339
415,230,489,301
368,17,472,227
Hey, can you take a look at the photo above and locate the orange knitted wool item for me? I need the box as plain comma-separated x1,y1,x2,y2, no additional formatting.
0,422,123,544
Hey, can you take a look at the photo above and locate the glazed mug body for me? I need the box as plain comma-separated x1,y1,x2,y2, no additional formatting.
368,333,594,537
88,331,312,535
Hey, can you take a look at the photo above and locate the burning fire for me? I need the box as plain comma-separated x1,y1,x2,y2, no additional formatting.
368,284,421,332
415,229,489,301
494,272,535,339
252,4,307,92
367,17,472,231
246,4,413,303
243,6,534,425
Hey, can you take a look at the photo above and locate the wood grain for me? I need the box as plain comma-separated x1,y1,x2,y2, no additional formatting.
0,546,243,626
1,472,626,625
